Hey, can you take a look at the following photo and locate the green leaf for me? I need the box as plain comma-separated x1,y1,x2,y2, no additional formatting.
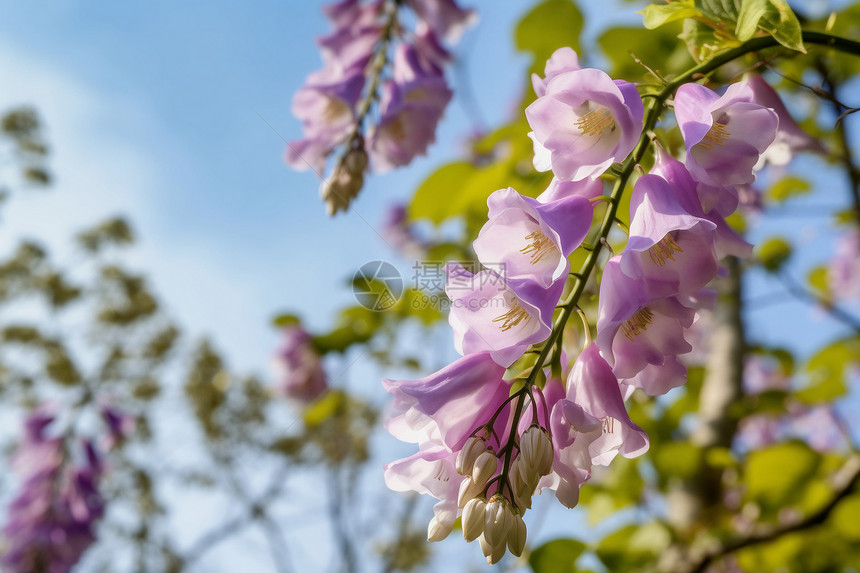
641,1,700,29
744,441,821,510
765,176,811,203
504,352,541,381
599,25,694,82
409,162,475,224
832,495,860,540
529,538,586,573
756,236,792,272
807,265,831,299
736,0,805,52
596,523,670,570
515,0,583,60
272,313,301,327
654,441,702,479
303,390,346,428
798,337,860,403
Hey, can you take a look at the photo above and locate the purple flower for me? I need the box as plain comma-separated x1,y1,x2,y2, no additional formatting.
829,228,860,301
100,404,136,451
381,203,427,259
383,352,509,539
620,357,688,397
526,68,643,181
2,412,104,573
408,0,477,42
743,354,791,394
472,187,593,290
596,257,695,387
445,262,557,367
649,145,753,260
746,73,825,168
383,351,508,451
562,344,649,466
674,81,778,186
537,176,603,204
272,325,328,403
621,174,720,298
531,47,581,98
367,43,453,172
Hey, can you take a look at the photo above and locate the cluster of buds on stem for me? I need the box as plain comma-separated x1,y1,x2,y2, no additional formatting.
454,421,553,564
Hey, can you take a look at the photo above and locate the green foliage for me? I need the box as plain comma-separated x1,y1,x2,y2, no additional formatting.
641,1,699,29
798,336,860,403
595,522,671,570
756,236,792,272
529,538,586,573
765,176,811,203
515,0,583,66
744,441,821,512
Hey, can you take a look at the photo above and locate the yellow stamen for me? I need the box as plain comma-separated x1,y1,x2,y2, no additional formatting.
574,107,616,137
492,302,530,332
621,307,654,341
434,461,450,482
602,417,615,434
699,121,730,149
520,230,558,265
648,234,684,267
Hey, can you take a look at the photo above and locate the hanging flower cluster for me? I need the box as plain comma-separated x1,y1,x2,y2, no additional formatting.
0,406,131,573
286,0,475,215
273,323,329,403
382,46,808,564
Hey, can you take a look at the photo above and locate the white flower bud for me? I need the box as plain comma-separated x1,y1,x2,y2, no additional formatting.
462,497,486,542
427,515,451,542
479,533,508,565
472,451,497,486
483,495,514,547
507,512,527,557
510,457,534,510
457,476,483,508
456,436,486,476
521,425,554,477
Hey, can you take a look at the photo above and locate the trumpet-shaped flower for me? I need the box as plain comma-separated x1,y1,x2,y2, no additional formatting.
473,187,593,290
674,81,778,186
621,174,720,298
531,47,581,98
563,344,649,466
526,68,643,181
445,262,558,367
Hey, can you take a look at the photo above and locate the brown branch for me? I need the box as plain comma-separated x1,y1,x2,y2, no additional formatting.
687,456,860,573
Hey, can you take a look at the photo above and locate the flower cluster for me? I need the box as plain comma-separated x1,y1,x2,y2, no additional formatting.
1,410,111,573
383,44,819,563
273,324,329,403
286,0,475,215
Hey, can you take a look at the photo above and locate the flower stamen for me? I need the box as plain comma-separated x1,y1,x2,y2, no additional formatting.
621,306,654,341
699,121,730,149
520,230,558,264
492,302,530,332
648,234,684,266
575,107,615,137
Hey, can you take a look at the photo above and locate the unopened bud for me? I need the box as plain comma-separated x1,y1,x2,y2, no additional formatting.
457,476,483,508
462,497,486,542
483,495,514,547
479,532,507,565
507,512,527,557
521,425,553,477
427,515,451,542
320,145,368,216
456,436,486,476
472,451,497,486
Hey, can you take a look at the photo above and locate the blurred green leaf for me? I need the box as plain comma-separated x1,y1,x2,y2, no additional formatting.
654,441,702,479
272,313,301,327
745,441,821,510
409,162,475,224
757,237,792,272
641,1,700,29
832,495,860,540
765,176,811,203
798,337,860,403
515,0,583,62
529,538,586,573
303,389,346,428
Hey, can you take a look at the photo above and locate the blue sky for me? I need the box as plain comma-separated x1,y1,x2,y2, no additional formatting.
1,0,858,570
